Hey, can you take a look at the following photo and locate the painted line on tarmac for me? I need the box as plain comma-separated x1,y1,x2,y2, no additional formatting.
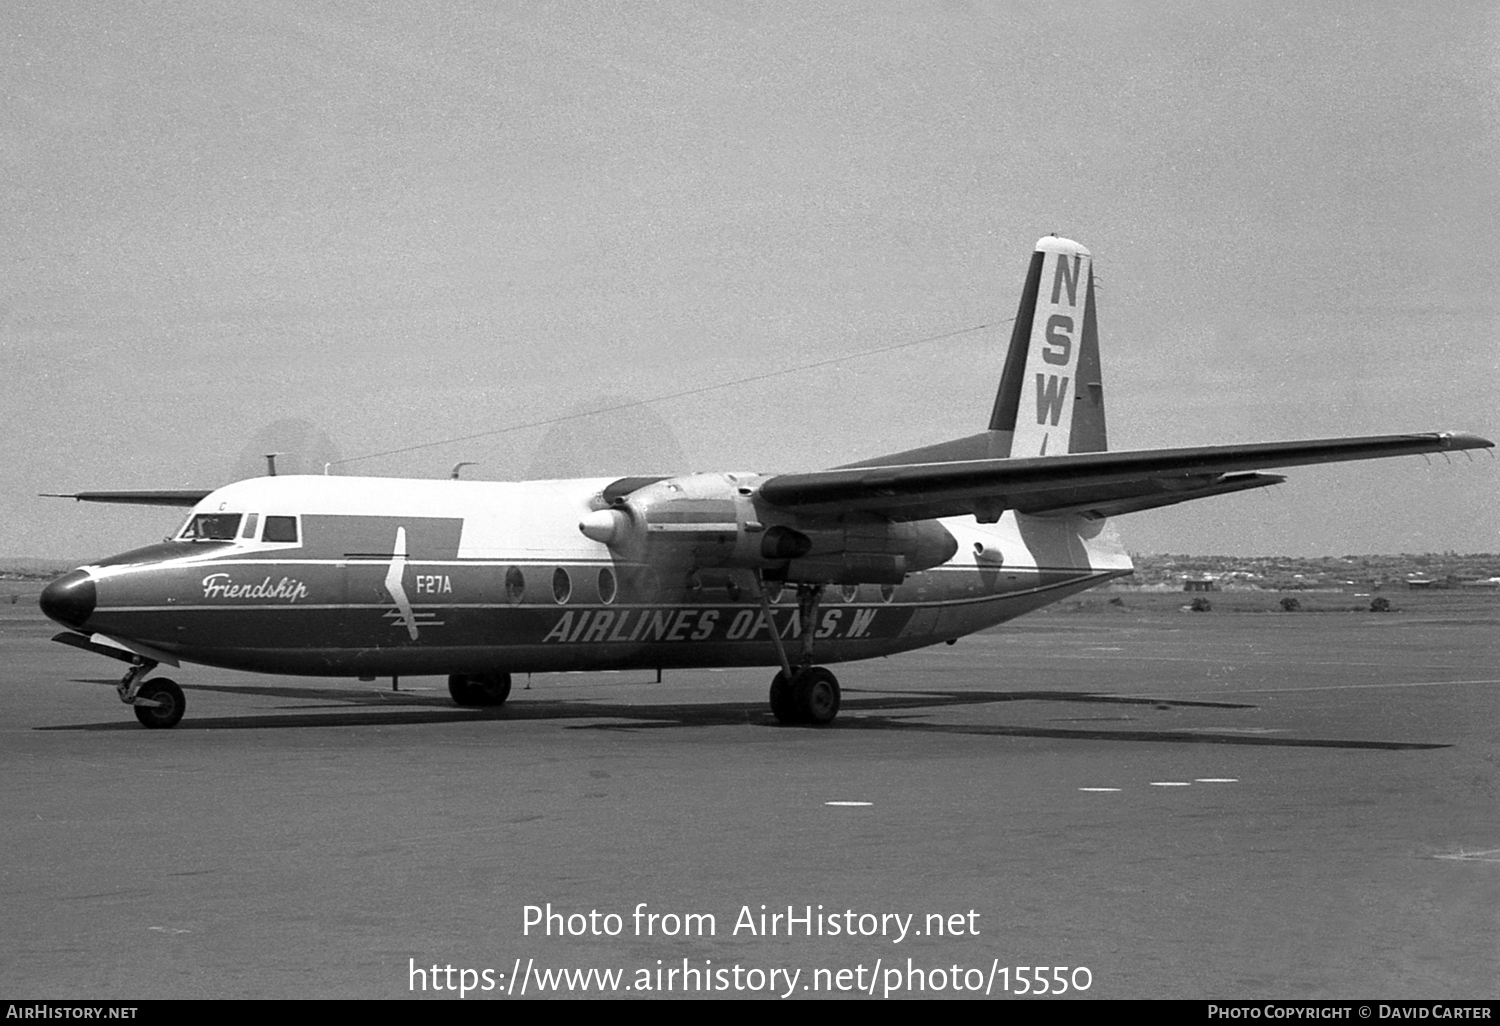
1005,653,1407,668
825,801,873,807
1434,849,1500,863
1080,779,1238,791
1120,678,1500,698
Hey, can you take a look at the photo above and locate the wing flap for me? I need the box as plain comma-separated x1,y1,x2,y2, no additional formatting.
1024,472,1286,519
757,432,1491,520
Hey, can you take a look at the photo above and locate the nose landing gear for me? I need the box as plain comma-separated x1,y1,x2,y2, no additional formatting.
759,578,842,726
118,660,186,729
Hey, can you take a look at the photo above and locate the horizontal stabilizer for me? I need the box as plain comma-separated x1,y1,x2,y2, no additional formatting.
41,490,211,508
758,431,1492,521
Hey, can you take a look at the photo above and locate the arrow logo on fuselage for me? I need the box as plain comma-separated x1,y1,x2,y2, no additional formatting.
384,527,420,640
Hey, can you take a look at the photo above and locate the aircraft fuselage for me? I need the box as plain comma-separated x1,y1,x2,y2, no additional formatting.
43,473,1133,678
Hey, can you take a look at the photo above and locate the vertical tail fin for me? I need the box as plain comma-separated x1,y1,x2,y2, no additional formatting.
991,236,1107,456
837,235,1107,471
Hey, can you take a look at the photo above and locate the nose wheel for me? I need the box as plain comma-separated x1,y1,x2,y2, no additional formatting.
132,678,185,729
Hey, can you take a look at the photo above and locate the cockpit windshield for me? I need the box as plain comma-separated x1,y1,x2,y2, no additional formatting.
179,513,243,541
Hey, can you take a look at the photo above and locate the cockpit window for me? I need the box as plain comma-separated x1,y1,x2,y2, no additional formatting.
263,515,299,543
240,514,259,540
180,513,242,541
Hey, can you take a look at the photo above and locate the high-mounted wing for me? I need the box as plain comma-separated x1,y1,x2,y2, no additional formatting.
756,432,1492,522
41,490,212,508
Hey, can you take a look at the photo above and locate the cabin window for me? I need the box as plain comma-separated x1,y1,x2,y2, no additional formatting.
180,513,242,541
764,581,784,605
880,584,896,603
552,567,572,604
263,516,299,543
598,567,617,605
505,567,526,604
840,584,859,603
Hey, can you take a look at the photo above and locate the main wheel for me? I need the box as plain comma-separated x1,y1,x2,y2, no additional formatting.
133,678,185,729
448,673,513,707
769,670,799,724
793,666,840,726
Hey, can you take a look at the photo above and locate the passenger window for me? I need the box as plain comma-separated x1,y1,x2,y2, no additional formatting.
505,567,525,604
552,567,572,604
263,516,298,543
598,567,617,605
840,584,859,603
240,514,259,540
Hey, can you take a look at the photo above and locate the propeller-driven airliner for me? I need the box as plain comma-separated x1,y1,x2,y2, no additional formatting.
40,237,1491,728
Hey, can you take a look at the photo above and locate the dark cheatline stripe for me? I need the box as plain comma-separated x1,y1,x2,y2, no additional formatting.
299,515,463,560
89,540,235,567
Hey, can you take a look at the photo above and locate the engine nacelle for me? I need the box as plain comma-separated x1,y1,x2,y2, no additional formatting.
578,473,957,584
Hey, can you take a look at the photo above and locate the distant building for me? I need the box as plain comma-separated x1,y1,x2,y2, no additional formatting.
1183,577,1219,593
1405,577,1435,590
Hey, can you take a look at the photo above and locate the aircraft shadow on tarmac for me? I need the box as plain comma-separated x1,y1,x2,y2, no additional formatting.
40,678,1447,750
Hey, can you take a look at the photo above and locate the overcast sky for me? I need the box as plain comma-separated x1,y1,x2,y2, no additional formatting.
4,1,1497,560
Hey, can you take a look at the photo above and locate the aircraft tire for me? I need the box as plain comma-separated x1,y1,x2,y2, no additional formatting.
769,671,800,724
133,678,186,729
793,666,840,726
449,673,512,707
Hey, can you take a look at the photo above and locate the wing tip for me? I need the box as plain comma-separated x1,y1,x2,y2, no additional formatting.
1438,431,1494,450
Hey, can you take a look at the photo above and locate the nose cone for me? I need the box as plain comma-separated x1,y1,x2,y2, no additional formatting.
40,570,96,630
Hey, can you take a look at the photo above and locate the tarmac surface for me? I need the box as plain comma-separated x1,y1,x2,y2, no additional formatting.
2,586,1498,1000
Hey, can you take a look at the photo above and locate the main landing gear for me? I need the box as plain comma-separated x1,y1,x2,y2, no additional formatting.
448,672,513,707
769,665,841,726
759,579,842,726
119,660,185,729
